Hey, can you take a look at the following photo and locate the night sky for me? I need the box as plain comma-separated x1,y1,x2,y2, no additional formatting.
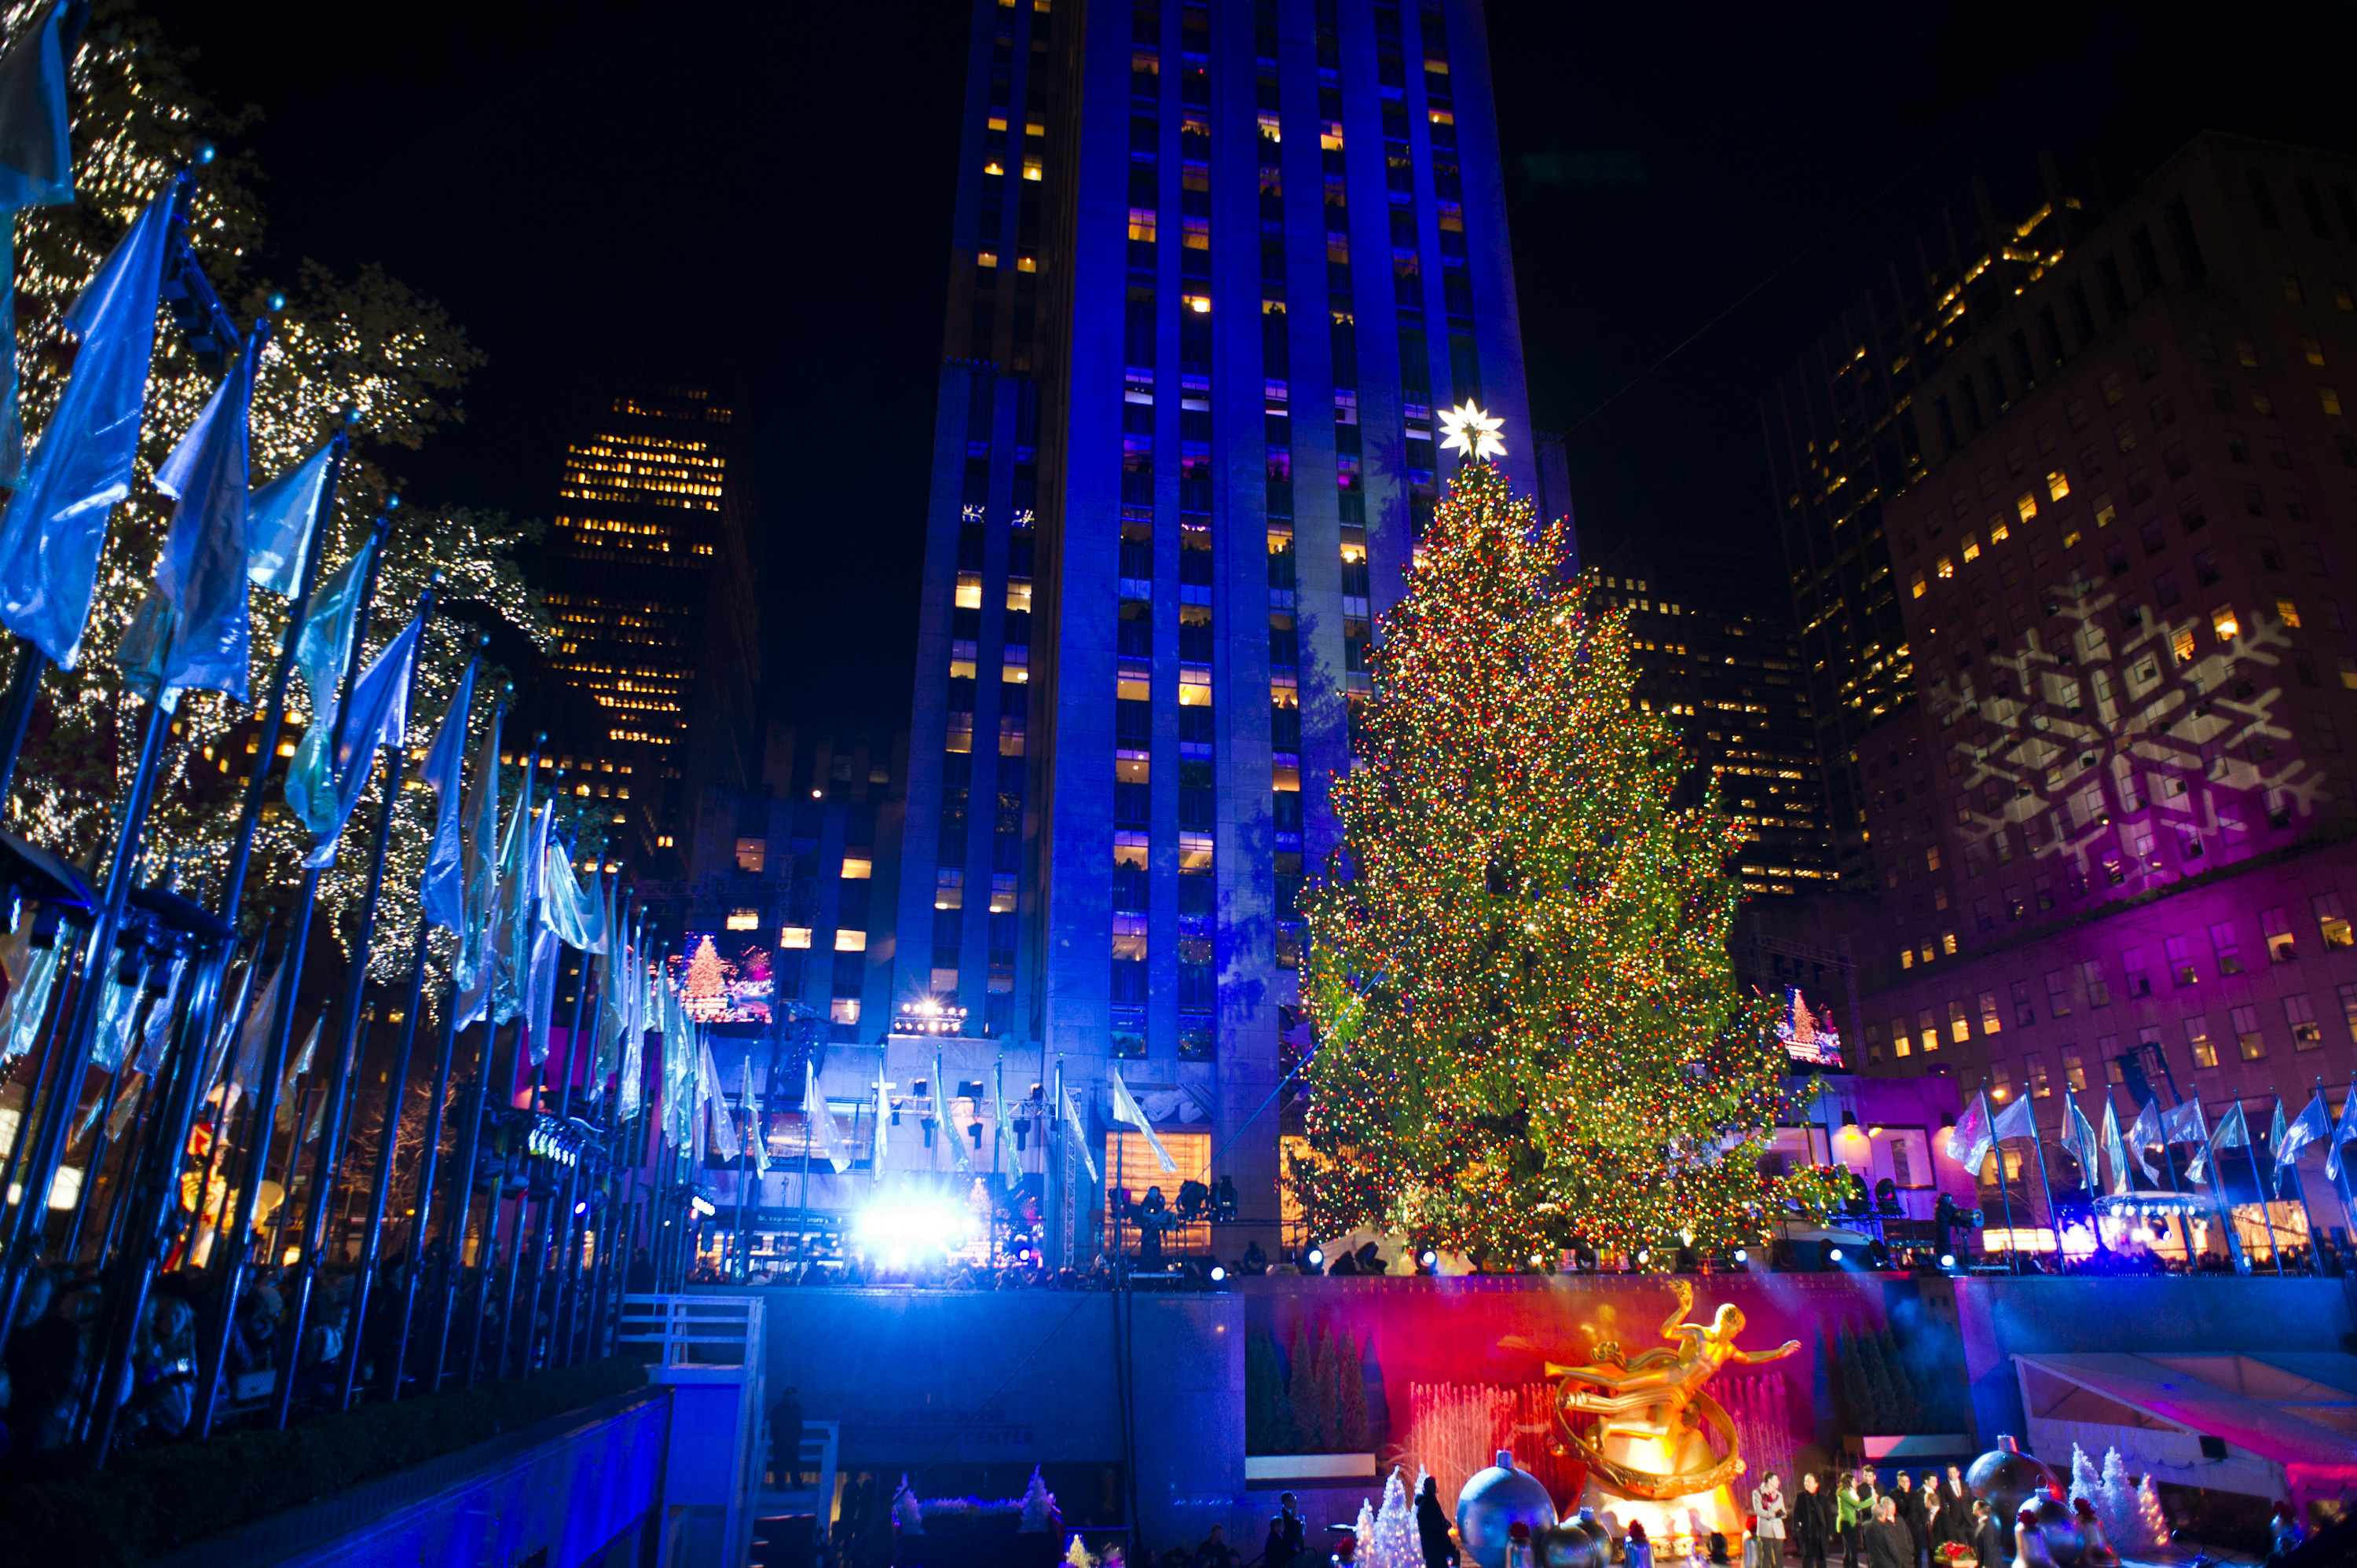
158,0,2355,734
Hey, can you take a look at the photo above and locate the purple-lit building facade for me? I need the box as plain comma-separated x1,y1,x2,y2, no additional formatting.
1783,134,2357,1156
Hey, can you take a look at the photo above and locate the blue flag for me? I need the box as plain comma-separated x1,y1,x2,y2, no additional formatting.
0,3,74,211
0,188,172,665
282,537,375,833
297,610,418,868
244,440,335,596
414,659,476,934
144,328,259,699
0,2,77,489
452,702,501,1028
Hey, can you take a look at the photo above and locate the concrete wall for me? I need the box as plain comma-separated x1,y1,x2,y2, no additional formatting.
1943,1274,2357,1449
741,1284,1244,1550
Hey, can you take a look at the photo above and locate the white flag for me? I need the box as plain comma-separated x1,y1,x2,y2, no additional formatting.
807,1058,850,1174
1108,1068,1175,1173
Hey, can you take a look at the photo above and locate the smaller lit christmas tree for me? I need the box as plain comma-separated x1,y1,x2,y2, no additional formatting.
684,934,728,1019
1019,1467,1061,1533
1363,1468,1419,1568
2128,1471,2169,1549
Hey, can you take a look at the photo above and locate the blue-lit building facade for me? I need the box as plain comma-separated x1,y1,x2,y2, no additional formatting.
891,0,1545,1243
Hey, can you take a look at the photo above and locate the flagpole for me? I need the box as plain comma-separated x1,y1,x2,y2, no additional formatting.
2244,1109,2282,1277
552,980,603,1368
335,906,436,1409
387,981,461,1401
734,1043,753,1283
442,1017,500,1390
530,948,592,1368
490,738,549,1381
2027,1108,2059,1273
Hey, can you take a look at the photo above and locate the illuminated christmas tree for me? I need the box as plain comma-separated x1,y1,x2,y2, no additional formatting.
1292,437,1835,1258
684,935,728,1019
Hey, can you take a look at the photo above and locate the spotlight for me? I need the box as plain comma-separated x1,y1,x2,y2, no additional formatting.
1732,1248,1748,1264
855,1194,977,1256
1420,1250,1439,1269
1940,1252,1956,1269
1305,1247,1325,1269
574,1200,589,1215
1827,1246,1845,1263
1210,1266,1226,1283
1530,1253,1545,1266
1635,1248,1650,1266
690,1195,716,1217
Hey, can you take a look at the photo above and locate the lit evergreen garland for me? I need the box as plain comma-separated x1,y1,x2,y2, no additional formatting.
1290,457,1836,1258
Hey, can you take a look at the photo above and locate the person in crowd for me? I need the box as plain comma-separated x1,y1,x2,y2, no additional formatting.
1792,1471,1835,1568
1861,1498,1912,1568
1241,1239,1269,1276
1934,1466,1971,1552
1970,1501,2002,1568
119,1293,197,1446
769,1383,806,1488
1268,1491,1306,1568
1838,1467,1878,1568
1750,1473,1788,1565
3,1269,76,1455
1195,1524,1228,1567
1417,1473,1457,1568
1890,1472,1926,1568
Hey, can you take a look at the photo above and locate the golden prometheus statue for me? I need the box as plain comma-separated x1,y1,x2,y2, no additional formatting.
1541,1280,1799,1501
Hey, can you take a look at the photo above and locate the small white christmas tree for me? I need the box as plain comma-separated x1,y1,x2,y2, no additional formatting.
2129,1472,2168,1549
1363,1467,1419,1568
893,1474,924,1535
2067,1444,2100,1514
2093,1447,2139,1548
1065,1534,1098,1568
1020,1467,1062,1533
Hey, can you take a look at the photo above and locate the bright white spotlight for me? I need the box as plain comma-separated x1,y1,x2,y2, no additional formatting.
1940,1252,1956,1269
1828,1246,1845,1262
1209,1266,1226,1282
856,1194,977,1256
1305,1247,1324,1269
1420,1250,1438,1269
690,1195,716,1217
1733,1248,1748,1264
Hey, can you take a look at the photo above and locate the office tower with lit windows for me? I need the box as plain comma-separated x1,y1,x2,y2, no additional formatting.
538,387,761,865
1761,166,2096,892
1593,544,1836,899
893,0,1542,1244
1794,134,2357,1137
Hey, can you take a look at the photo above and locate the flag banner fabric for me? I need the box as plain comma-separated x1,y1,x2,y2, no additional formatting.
2128,1100,2165,1182
2062,1094,2101,1186
1108,1068,1176,1174
0,189,172,665
994,1061,1023,1185
806,1058,849,1174
453,705,503,1027
0,4,75,213
281,539,376,834
522,923,560,1067
1990,1093,2035,1145
2282,1092,2332,1190
2211,1101,2251,1151
144,332,260,700
937,1050,974,1177
2101,1098,2133,1196
2329,1083,2357,1183
133,953,184,1076
413,660,476,934
744,1050,767,1174
698,1037,737,1162
1945,1090,1994,1178
295,610,418,867
540,837,603,952
244,438,333,595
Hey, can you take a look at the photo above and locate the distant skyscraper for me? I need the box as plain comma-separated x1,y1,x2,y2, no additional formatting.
1593,544,1836,899
538,387,760,863
893,0,1546,1247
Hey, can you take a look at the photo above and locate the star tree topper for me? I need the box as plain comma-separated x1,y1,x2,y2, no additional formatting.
1438,400,1505,462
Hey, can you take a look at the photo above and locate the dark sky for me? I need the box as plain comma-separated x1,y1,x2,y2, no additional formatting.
157,0,2356,731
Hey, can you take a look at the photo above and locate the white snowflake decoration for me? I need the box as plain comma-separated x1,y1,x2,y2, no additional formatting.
1439,400,1506,462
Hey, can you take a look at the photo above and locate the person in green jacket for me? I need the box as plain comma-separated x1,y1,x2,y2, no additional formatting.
1835,1467,1879,1568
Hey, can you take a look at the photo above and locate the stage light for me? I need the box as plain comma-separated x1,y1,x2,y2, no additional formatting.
690,1195,717,1217
1305,1247,1324,1269
855,1194,977,1256
1210,1266,1226,1282
1732,1248,1748,1264
1635,1248,1650,1266
1827,1247,1845,1262
1420,1250,1438,1269
1940,1253,1956,1269
575,1200,589,1215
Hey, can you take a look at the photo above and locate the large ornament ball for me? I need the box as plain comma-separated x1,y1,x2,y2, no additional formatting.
1533,1520,1609,1568
2026,1496,2086,1566
1457,1451,1558,1568
1966,1436,2061,1551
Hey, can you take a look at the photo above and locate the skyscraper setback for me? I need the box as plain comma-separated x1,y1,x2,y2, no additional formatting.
894,0,1544,1240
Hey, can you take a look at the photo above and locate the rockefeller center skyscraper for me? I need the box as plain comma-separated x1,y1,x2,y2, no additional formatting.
892,0,1546,1246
